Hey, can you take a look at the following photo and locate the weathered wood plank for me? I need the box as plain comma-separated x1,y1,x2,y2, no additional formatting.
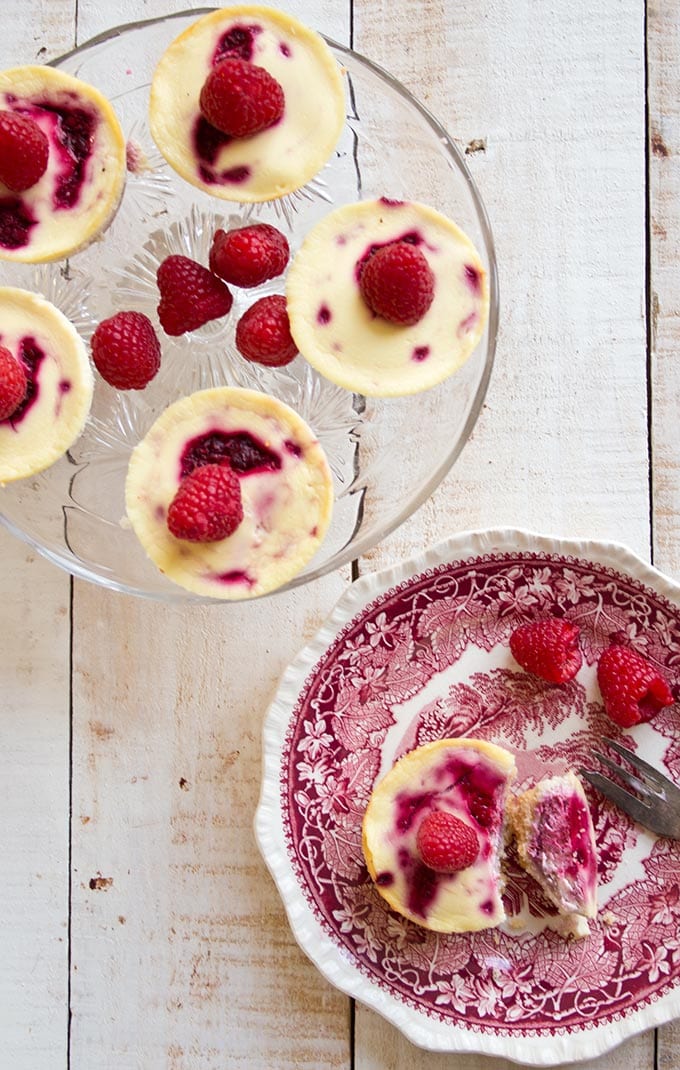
648,0,680,577
70,586,350,1069
0,7,76,1069
0,535,72,1070
76,0,348,45
4,0,75,62
647,0,680,1064
353,0,653,1067
69,3,353,1068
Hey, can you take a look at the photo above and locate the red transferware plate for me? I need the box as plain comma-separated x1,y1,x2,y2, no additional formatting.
255,529,680,1065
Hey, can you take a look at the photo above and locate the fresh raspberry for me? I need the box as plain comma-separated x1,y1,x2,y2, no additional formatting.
597,644,674,728
0,344,27,420
358,241,435,326
157,255,233,336
199,58,284,138
167,463,243,543
235,294,297,367
209,223,289,288
509,617,582,684
0,111,49,193
416,811,479,874
91,311,161,389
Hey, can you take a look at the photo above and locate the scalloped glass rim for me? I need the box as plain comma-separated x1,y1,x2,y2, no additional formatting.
0,10,498,603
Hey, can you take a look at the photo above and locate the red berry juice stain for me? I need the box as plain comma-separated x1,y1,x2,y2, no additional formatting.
412,345,430,362
379,197,405,207
39,104,97,210
480,899,494,915
221,165,251,184
215,569,255,587
194,113,252,186
464,263,482,295
55,378,71,417
126,139,145,174
375,871,394,887
406,860,439,918
0,196,37,249
394,791,430,833
213,24,261,64
180,430,282,480
2,336,45,426
317,304,331,325
194,116,232,168
532,791,596,894
279,41,292,57
458,310,478,336
284,439,302,458
154,504,166,522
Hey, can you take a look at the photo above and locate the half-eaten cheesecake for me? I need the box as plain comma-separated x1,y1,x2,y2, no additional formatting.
362,738,516,933
507,771,598,921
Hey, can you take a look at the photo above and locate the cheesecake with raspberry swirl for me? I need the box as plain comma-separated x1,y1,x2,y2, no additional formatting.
0,65,125,263
286,198,489,397
362,738,516,933
125,386,333,599
507,771,598,922
0,286,93,482
149,5,345,203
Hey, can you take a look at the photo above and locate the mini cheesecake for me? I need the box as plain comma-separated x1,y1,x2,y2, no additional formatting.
287,198,489,397
0,66,126,263
125,386,333,599
0,286,93,482
362,738,516,933
149,5,345,203
508,771,598,920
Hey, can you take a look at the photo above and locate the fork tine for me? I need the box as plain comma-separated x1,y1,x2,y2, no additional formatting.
581,767,680,838
592,749,656,799
602,738,672,792
580,768,666,832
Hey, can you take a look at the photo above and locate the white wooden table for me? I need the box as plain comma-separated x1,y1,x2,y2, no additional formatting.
2,1,679,1067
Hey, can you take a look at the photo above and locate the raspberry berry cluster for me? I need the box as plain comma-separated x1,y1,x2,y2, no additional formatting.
509,616,675,728
88,220,296,390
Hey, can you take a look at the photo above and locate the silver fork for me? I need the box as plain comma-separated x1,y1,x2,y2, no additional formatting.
580,738,680,839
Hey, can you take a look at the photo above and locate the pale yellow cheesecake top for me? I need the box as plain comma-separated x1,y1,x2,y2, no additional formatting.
125,386,333,599
362,738,516,933
0,66,125,263
287,198,489,397
0,286,93,483
149,5,345,203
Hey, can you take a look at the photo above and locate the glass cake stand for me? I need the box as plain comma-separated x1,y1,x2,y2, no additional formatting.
0,9,498,601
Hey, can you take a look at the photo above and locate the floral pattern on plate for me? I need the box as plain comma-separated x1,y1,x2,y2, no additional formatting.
257,530,680,1063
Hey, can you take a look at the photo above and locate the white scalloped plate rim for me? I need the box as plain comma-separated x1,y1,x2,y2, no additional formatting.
254,527,680,1065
